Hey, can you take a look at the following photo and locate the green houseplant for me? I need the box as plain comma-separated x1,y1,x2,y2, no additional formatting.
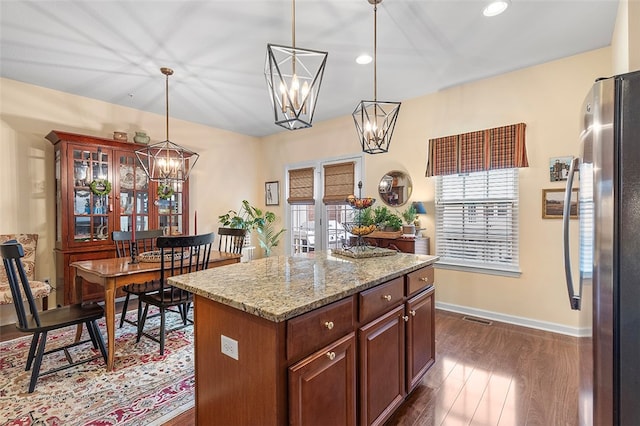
400,204,417,235
371,206,403,231
219,200,285,257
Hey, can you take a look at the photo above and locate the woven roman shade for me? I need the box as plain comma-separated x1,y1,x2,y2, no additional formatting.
287,167,315,204
426,123,528,177
323,162,355,204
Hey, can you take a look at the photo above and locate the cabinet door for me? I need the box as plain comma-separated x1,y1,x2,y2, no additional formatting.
406,286,435,392
289,332,356,426
67,144,112,248
155,181,188,235
115,150,150,233
359,305,406,426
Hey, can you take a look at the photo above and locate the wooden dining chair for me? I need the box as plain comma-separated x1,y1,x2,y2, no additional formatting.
1,241,107,393
112,229,165,328
217,227,246,254
137,232,215,355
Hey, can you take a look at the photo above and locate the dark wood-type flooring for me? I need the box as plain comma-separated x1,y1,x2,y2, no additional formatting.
0,306,578,426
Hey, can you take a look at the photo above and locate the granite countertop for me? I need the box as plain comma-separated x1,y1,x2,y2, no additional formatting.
168,250,439,322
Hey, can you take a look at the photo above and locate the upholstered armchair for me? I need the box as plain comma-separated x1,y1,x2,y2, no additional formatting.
0,234,51,309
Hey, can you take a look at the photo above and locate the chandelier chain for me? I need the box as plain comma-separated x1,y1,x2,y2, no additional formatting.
373,3,377,102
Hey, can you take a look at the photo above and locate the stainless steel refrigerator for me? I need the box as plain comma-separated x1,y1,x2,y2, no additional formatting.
563,70,640,426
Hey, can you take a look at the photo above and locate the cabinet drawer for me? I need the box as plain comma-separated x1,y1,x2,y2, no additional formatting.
358,277,404,324
406,266,434,297
287,296,355,362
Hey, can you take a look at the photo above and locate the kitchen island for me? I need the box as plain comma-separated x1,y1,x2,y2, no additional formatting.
169,249,439,426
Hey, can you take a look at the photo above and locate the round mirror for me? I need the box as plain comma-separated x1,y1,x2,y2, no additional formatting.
378,170,412,207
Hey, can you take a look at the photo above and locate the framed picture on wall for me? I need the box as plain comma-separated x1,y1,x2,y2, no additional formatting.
549,156,573,182
265,181,279,206
542,188,577,219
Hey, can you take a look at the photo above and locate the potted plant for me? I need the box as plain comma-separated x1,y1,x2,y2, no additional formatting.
371,206,403,231
219,200,285,257
401,204,417,235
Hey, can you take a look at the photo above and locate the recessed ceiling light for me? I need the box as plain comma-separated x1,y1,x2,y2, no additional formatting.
483,0,510,17
356,54,372,65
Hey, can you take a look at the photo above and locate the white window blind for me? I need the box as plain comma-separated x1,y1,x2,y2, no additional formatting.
435,168,520,275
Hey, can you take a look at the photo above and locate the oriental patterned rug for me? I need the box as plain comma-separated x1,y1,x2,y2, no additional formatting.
0,311,194,425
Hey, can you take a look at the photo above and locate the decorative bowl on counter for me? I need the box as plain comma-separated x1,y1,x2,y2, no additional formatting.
342,222,377,236
346,196,375,209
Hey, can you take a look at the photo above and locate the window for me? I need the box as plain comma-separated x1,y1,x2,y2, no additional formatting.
286,157,362,254
435,168,520,276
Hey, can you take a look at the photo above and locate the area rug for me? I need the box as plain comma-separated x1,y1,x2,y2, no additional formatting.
0,311,194,425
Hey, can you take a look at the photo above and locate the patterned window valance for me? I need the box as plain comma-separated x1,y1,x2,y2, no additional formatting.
426,123,528,177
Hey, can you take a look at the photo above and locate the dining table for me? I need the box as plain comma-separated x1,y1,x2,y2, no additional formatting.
70,251,241,371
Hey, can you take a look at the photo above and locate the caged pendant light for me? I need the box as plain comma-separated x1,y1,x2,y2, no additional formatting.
353,0,401,154
135,67,199,183
265,0,328,130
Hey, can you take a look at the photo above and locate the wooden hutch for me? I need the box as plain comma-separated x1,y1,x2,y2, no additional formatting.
47,130,190,306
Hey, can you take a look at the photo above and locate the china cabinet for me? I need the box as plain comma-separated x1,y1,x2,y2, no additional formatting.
47,130,189,305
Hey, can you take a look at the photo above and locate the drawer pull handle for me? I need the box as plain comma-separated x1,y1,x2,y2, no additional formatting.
324,321,334,330
420,277,430,283
382,295,392,301
403,315,409,322
410,310,416,316
326,351,336,360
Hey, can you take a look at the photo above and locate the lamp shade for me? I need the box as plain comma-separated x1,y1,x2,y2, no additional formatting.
412,201,427,214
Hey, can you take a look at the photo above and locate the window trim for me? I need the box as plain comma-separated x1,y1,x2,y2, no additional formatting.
435,168,521,277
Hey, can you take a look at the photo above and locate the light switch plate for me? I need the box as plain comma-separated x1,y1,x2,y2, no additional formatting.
221,335,239,360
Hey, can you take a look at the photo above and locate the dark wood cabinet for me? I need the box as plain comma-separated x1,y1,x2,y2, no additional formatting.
289,332,357,426
359,305,406,426
406,286,435,392
191,263,436,425
47,130,189,305
362,235,430,255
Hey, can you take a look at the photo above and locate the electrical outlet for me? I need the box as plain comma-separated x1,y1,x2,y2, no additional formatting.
221,335,239,360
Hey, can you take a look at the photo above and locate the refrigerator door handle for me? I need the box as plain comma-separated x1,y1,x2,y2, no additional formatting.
563,157,581,310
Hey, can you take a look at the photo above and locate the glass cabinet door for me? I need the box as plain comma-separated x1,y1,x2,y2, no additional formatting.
118,153,149,233
156,181,184,235
71,147,110,244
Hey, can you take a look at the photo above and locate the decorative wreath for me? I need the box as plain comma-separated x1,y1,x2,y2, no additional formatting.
89,179,112,196
157,183,174,200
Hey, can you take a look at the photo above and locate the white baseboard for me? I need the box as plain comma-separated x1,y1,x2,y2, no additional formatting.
435,301,582,337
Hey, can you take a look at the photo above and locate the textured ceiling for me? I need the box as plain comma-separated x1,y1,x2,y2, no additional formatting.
0,0,619,137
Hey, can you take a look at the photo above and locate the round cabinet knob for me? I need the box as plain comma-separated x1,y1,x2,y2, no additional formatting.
324,321,334,330
410,310,416,316
326,351,336,360
382,295,392,301
420,277,430,283
403,315,409,322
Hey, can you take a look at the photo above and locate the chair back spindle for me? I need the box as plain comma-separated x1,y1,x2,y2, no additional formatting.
217,227,246,255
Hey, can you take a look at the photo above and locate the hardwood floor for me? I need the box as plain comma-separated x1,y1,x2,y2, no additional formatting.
0,308,578,426
386,310,578,426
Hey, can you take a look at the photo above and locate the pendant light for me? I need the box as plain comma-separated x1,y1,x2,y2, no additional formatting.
265,0,328,130
352,0,401,154
135,67,199,183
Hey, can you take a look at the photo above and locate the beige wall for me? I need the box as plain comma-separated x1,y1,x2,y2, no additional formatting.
261,48,613,334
